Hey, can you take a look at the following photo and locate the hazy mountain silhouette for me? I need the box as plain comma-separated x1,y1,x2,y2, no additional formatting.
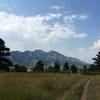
9,49,88,67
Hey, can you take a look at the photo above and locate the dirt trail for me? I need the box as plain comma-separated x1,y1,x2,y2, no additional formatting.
56,78,90,100
56,81,82,100
81,78,90,100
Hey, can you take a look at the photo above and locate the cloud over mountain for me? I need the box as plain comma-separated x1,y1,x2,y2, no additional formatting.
0,11,88,51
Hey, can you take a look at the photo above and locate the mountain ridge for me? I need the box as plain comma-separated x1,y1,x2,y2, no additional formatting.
9,49,89,67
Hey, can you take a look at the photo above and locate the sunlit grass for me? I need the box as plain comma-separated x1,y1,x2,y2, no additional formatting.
87,75,100,100
0,73,84,100
66,78,87,100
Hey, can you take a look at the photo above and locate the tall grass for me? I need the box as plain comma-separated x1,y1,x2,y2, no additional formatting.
87,75,100,100
66,78,88,100
0,73,84,100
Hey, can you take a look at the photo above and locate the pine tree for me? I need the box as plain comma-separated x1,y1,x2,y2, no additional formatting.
92,51,100,71
0,38,12,71
14,64,27,72
83,65,87,74
63,62,69,72
35,60,44,72
71,65,78,73
54,60,60,73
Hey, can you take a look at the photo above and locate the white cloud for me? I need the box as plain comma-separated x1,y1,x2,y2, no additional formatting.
74,32,87,38
73,39,100,63
77,48,86,52
76,48,98,63
0,3,13,12
64,14,78,23
91,39,100,49
48,13,62,19
51,5,64,10
79,15,90,20
0,11,88,51
46,23,76,40
64,14,90,23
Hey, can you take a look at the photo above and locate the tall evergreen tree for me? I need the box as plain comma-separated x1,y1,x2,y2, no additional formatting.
14,64,27,72
0,38,12,71
71,65,78,73
54,60,60,73
35,60,44,72
92,51,100,71
63,62,69,72
83,65,88,74
89,64,96,71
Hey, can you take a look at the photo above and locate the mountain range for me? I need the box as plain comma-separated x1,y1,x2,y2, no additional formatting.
9,49,88,67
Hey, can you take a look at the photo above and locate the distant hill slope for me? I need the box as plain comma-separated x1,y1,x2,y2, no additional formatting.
9,49,88,67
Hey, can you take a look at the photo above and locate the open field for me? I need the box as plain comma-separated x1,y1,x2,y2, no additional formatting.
0,73,99,100
87,75,100,100
0,73,85,100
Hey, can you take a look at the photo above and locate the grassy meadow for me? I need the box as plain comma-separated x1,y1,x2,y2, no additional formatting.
87,75,100,100
0,73,85,100
0,73,99,100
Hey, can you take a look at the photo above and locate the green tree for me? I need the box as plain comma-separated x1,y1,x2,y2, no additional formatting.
21,66,27,72
89,64,96,71
83,65,88,74
14,64,27,72
0,38,12,71
63,62,70,76
54,60,60,73
63,62,69,72
15,64,21,72
35,60,44,72
71,65,78,73
92,51,100,71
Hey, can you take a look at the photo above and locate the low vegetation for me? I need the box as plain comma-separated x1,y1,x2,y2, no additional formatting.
87,75,100,100
66,79,88,100
0,73,85,100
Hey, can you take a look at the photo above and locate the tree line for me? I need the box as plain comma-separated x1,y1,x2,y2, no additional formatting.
10,60,78,74
33,60,78,73
0,38,78,73
0,38,100,74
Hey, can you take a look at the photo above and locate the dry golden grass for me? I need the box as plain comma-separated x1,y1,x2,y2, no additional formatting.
66,78,87,100
0,73,84,100
87,75,100,100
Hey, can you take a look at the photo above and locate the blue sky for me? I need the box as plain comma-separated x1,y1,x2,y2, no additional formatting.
0,0,100,63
